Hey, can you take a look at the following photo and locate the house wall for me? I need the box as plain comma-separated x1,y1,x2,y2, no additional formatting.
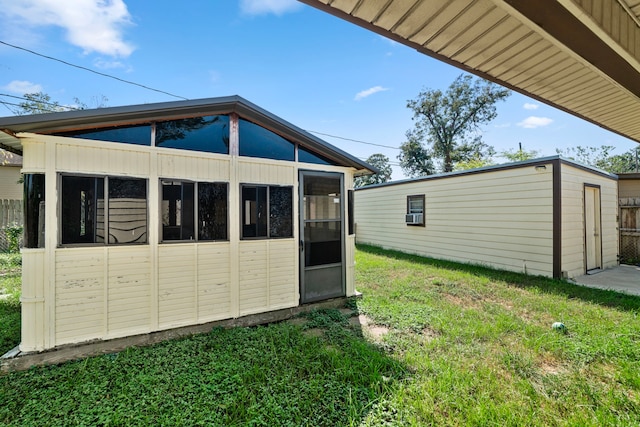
0,165,22,200
20,134,356,351
560,162,618,278
354,162,555,277
618,174,640,198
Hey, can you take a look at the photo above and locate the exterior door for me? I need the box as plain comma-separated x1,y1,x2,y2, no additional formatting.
585,185,602,271
299,171,345,303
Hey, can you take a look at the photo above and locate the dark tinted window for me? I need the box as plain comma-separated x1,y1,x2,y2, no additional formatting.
239,119,294,161
161,181,195,241
56,125,151,146
269,186,293,238
61,176,105,244
108,178,147,244
23,174,45,248
298,146,339,166
156,115,229,154
198,182,228,241
241,186,267,238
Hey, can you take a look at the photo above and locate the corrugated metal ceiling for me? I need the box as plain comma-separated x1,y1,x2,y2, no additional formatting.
300,0,640,145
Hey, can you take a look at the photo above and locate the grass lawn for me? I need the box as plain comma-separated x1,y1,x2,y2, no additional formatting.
1,245,639,425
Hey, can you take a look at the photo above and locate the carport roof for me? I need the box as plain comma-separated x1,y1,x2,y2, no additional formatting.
300,0,640,145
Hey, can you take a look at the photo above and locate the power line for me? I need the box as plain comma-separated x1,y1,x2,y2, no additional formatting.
307,129,400,150
0,40,189,101
0,93,79,111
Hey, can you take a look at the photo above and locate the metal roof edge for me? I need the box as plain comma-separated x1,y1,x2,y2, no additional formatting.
0,96,375,173
356,155,617,191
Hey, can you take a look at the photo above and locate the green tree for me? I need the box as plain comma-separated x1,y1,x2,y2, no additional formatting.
501,143,540,162
355,153,393,187
16,92,108,115
400,74,510,175
556,145,639,173
453,155,495,171
397,131,436,178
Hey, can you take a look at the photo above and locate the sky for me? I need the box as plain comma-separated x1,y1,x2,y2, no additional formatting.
0,0,638,180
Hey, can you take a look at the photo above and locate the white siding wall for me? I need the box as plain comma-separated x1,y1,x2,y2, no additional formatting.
355,164,555,277
19,134,358,351
561,163,618,278
0,166,22,200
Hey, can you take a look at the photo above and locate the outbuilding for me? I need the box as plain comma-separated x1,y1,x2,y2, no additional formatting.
0,96,373,353
354,156,618,279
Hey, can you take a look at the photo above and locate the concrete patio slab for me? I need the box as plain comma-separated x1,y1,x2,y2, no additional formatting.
572,264,640,296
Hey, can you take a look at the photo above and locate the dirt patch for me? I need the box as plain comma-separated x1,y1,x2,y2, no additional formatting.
303,328,325,338
422,327,440,341
367,325,390,340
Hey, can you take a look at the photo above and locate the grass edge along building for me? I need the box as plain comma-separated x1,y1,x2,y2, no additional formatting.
354,156,618,280
0,96,375,353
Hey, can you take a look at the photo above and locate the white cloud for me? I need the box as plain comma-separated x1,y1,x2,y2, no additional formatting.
93,58,127,70
240,0,302,16
517,116,553,129
0,0,135,57
3,80,43,94
354,86,389,101
523,102,539,110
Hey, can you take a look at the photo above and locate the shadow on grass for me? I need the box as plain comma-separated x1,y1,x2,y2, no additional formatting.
1,306,409,426
357,244,640,313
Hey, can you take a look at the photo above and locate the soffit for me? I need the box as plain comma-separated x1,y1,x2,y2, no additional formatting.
300,0,640,145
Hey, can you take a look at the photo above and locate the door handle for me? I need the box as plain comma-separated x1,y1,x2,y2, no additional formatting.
299,240,304,252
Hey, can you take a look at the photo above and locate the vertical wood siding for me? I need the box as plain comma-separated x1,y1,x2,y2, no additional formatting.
560,163,618,278
21,138,46,171
355,165,555,276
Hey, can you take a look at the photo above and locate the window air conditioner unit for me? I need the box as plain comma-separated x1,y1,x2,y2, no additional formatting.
405,213,423,224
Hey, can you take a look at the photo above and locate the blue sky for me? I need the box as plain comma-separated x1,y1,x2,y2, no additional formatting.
0,0,637,179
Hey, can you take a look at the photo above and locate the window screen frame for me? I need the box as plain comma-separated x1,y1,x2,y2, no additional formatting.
59,173,149,247
160,179,229,243
406,194,425,227
240,184,294,240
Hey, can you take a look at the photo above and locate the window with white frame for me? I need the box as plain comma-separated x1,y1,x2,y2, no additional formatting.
406,194,425,226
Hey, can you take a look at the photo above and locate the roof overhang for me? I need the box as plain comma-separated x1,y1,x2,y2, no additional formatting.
300,0,640,145
0,95,376,174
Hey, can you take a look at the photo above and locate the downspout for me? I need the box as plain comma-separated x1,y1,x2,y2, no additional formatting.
552,158,562,279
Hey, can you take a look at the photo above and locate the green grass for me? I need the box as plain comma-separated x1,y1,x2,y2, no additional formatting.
1,246,640,425
0,253,21,355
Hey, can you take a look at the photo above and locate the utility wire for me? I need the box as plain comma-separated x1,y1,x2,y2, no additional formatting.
307,129,400,150
0,40,189,101
0,93,79,111
1,41,405,153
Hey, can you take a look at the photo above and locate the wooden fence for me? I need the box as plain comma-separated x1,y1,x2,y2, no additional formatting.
1,199,23,252
620,197,640,264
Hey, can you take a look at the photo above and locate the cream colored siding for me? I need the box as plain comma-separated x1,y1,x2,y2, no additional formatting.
197,244,232,322
560,163,618,278
20,249,46,352
19,132,359,351
56,142,151,176
158,151,230,181
21,138,46,171
55,248,105,345
107,247,152,337
0,166,22,200
356,164,555,277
